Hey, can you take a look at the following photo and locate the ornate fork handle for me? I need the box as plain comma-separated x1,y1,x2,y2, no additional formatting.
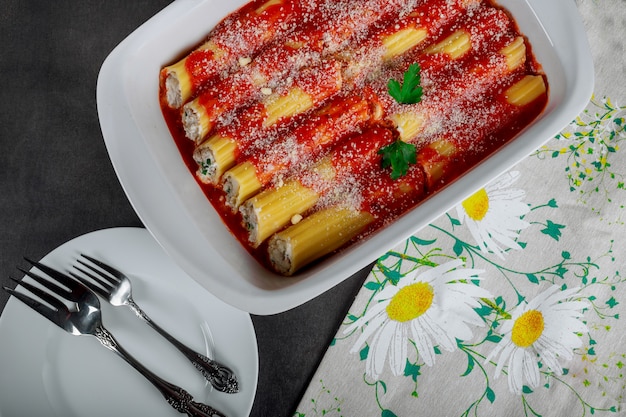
94,325,227,417
127,298,239,394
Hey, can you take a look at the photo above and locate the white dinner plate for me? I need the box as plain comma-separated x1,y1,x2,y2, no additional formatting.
97,0,594,314
0,228,257,417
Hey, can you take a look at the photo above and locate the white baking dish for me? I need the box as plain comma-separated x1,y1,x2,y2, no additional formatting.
97,0,593,314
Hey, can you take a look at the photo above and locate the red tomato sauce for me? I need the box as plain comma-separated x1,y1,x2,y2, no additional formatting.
160,0,548,274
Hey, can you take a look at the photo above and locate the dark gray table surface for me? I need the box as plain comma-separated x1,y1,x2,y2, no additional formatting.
0,2,369,416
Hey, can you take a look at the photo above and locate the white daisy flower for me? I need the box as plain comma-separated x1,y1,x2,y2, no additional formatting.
345,259,491,380
456,171,530,258
486,285,589,394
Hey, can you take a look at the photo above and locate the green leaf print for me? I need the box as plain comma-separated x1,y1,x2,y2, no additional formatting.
606,296,619,308
485,331,503,343
409,236,438,246
475,304,493,318
526,273,540,284
461,352,476,377
403,360,421,382
453,239,464,256
364,281,383,291
360,345,369,361
540,220,566,241
535,96,626,220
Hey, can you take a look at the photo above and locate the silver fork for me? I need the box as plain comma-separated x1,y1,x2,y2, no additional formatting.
70,254,239,394
4,259,227,417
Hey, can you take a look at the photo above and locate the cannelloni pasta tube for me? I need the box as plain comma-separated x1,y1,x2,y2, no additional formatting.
240,126,396,247
181,37,322,143
340,0,481,86
180,0,434,142
268,207,375,276
268,164,427,275
160,0,318,109
381,9,528,142
222,93,383,209
192,59,343,183
419,74,548,189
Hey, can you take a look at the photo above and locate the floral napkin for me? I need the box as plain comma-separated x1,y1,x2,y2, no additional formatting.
295,1,626,416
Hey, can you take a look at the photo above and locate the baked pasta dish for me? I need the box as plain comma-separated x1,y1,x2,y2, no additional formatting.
159,0,548,276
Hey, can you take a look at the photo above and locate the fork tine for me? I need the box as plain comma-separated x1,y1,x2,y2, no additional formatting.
69,268,111,297
75,258,120,286
9,277,67,308
24,258,80,294
3,284,64,326
79,254,125,280
17,267,73,301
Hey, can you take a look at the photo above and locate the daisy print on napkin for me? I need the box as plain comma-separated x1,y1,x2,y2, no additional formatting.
456,171,530,259
344,259,492,379
486,285,589,394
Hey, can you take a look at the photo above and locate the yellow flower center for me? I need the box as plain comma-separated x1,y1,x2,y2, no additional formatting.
511,309,545,348
386,282,434,323
462,188,490,221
